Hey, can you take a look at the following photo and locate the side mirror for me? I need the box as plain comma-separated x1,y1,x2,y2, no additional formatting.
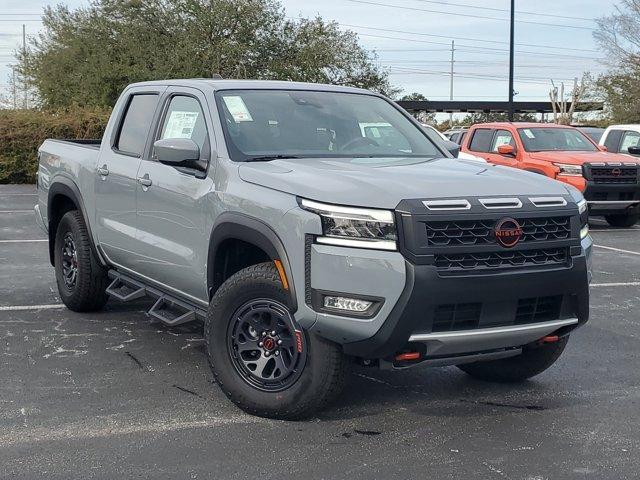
598,145,608,152
628,146,640,156
153,138,200,165
497,144,515,156
443,140,460,158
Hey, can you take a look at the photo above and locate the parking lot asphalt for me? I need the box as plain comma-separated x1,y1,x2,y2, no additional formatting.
1,184,639,480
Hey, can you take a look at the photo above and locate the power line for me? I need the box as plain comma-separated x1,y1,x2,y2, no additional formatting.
409,0,596,22
346,0,595,31
359,33,603,60
342,23,598,52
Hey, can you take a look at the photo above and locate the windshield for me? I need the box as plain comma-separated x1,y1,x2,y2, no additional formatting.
517,127,598,152
215,89,442,161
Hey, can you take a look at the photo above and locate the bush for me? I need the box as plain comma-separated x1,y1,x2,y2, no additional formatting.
0,107,111,184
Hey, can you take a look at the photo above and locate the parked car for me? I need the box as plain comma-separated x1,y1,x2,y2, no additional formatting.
444,127,469,145
462,122,640,227
36,80,592,419
420,124,486,162
574,126,606,143
599,124,640,157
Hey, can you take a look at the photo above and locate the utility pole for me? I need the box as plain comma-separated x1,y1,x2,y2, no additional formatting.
508,0,515,121
22,24,27,109
449,40,455,125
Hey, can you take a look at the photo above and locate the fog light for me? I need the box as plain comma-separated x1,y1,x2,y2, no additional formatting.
323,296,372,313
580,224,589,239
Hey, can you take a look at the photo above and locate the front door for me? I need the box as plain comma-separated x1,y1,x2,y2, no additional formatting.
133,88,215,303
486,129,518,167
94,88,164,267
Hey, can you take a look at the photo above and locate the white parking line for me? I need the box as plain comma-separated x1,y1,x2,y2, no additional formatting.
594,245,640,256
0,304,64,312
591,282,640,288
0,239,47,244
0,193,37,196
0,210,33,214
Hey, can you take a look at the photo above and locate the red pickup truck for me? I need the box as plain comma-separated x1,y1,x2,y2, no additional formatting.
461,122,640,227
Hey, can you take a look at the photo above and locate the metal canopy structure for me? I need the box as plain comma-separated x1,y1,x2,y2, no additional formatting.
397,100,604,114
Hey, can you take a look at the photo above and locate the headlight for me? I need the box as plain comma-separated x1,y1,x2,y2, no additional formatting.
300,199,397,251
553,163,583,177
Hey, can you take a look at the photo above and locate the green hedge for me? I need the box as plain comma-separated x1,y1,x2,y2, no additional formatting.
0,107,111,184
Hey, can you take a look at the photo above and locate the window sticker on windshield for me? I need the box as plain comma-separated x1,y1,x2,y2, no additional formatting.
223,96,253,122
523,129,535,139
163,111,199,139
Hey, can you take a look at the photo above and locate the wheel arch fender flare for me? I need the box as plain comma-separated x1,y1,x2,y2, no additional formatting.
207,212,298,312
47,178,104,267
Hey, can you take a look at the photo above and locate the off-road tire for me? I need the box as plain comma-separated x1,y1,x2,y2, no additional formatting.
206,262,346,420
54,210,109,312
457,336,569,383
604,213,639,228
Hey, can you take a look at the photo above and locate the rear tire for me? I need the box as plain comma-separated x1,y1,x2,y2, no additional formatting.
457,336,569,383
206,262,345,420
604,213,639,228
54,211,109,312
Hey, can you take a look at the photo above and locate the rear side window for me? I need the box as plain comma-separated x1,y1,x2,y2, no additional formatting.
116,94,159,156
468,128,494,152
603,129,623,153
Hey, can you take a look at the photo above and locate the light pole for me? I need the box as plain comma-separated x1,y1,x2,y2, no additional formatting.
508,0,515,121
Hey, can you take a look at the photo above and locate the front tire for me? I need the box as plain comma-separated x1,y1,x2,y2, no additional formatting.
604,213,639,228
206,262,345,420
457,336,569,383
54,210,109,312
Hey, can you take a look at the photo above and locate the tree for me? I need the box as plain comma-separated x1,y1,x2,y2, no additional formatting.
398,92,436,124
593,0,640,122
548,74,591,125
17,0,394,108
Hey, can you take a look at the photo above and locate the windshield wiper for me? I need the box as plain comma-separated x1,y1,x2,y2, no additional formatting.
245,155,303,162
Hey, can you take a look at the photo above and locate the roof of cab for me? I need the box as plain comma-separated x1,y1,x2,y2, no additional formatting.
471,122,573,129
126,78,374,94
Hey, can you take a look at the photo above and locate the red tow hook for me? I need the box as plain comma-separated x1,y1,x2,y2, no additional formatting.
395,352,421,362
540,335,559,344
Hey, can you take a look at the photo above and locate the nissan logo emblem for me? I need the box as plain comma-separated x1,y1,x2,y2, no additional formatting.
494,218,523,248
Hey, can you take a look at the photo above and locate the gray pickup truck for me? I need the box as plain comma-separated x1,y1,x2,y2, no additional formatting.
35,79,592,419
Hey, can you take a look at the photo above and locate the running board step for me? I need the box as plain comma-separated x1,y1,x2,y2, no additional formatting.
148,297,196,326
106,276,146,302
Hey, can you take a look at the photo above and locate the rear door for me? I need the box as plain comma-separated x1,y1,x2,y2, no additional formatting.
133,87,215,303
465,128,494,161
486,129,518,167
94,87,164,267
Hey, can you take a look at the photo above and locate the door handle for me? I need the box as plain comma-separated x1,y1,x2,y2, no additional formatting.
137,175,152,188
97,165,109,176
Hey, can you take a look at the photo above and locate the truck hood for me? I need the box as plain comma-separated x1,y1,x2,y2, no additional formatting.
527,150,640,165
238,157,570,209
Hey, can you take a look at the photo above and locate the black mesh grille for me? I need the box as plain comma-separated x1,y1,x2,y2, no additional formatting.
435,247,569,272
515,296,563,324
591,166,638,184
432,303,482,332
425,217,571,246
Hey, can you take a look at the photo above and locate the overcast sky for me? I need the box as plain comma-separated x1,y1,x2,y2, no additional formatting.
0,0,617,104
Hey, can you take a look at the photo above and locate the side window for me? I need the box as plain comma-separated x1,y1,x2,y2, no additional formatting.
620,131,640,153
603,129,623,153
491,129,515,151
116,94,159,156
159,95,210,165
459,131,467,145
468,128,494,152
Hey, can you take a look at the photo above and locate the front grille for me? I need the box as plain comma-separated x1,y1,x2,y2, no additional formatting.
425,217,571,246
432,303,481,332
435,247,569,272
591,166,638,184
515,296,563,324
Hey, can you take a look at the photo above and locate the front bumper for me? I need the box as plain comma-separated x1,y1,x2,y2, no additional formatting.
583,163,640,215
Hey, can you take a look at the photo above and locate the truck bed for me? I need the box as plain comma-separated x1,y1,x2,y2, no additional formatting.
47,138,102,150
